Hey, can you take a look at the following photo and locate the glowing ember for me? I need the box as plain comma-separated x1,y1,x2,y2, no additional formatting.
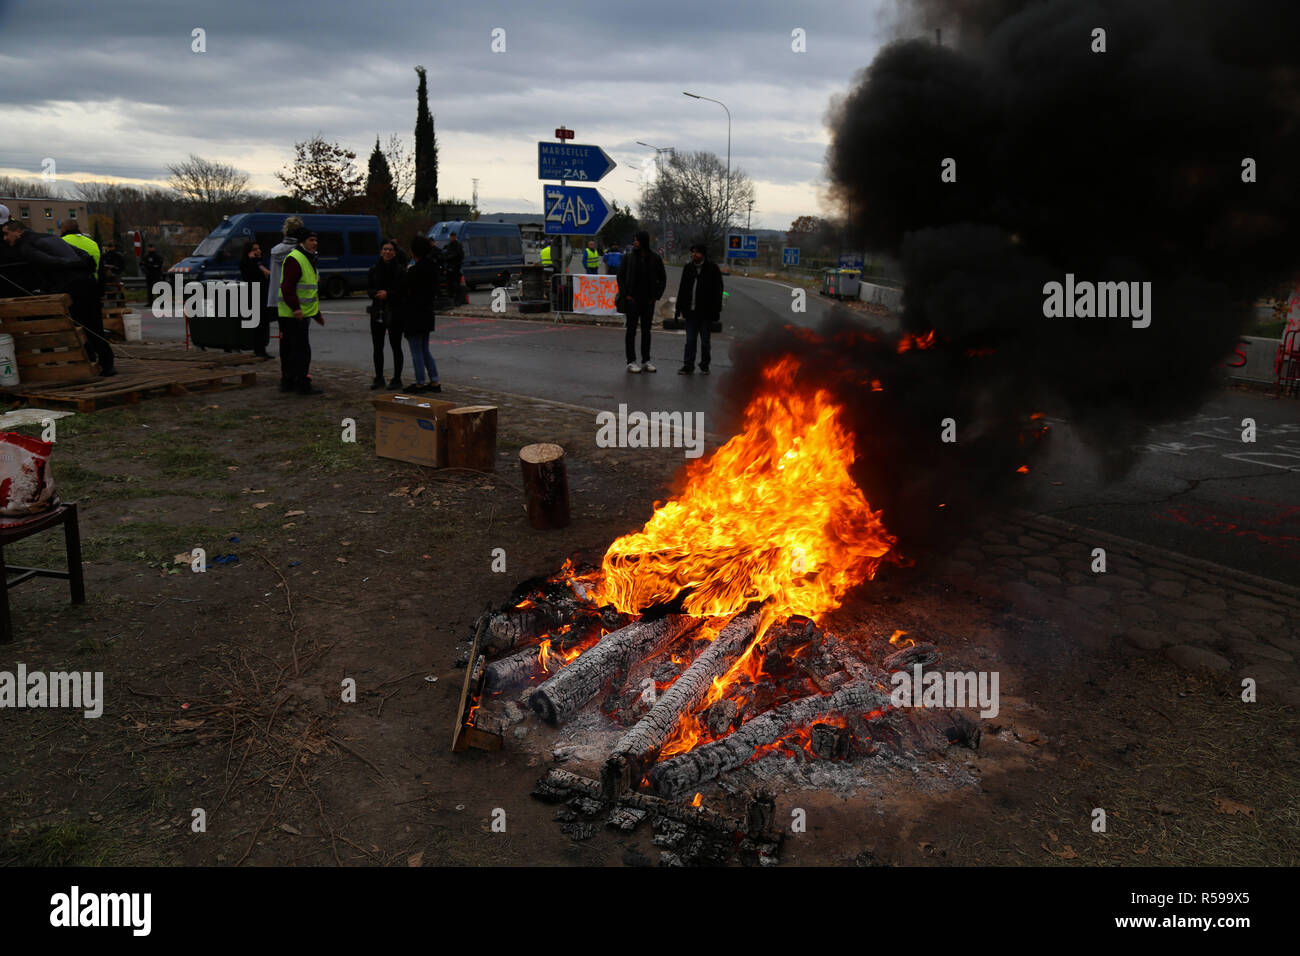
592,357,895,622
691,792,703,807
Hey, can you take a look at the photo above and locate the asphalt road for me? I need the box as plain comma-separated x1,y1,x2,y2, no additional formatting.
134,276,1297,584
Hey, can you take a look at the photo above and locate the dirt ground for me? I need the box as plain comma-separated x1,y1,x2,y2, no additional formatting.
0,355,1295,867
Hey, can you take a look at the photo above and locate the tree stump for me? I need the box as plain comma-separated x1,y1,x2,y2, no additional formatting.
447,405,498,471
520,443,570,530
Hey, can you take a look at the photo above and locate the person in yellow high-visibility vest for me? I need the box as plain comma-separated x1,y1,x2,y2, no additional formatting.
59,221,115,375
539,242,553,269
277,227,323,395
583,240,599,274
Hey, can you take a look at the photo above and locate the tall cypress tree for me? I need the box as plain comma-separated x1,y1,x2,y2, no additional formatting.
413,66,438,207
366,137,395,214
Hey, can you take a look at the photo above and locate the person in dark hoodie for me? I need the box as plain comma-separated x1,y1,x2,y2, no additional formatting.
3,219,115,376
239,240,271,358
674,241,724,375
367,239,407,389
402,234,441,393
277,226,324,395
615,230,666,373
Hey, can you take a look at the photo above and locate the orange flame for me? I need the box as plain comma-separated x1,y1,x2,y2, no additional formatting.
897,330,936,353
591,357,895,622
691,792,703,807
889,629,914,647
538,639,552,673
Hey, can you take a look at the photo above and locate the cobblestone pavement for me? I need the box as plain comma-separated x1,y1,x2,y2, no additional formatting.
939,513,1300,706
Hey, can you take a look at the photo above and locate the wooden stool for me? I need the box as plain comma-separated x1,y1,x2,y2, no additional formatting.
0,503,85,643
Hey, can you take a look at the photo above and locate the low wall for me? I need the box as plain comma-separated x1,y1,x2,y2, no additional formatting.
858,281,903,311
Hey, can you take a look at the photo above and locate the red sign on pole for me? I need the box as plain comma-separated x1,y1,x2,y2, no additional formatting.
554,127,574,141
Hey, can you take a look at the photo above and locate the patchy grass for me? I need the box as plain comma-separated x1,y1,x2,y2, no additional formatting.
0,822,114,867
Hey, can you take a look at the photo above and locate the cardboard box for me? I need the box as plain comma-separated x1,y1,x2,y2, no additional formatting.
372,394,457,467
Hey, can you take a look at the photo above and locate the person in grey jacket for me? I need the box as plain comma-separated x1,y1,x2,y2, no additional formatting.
266,215,304,313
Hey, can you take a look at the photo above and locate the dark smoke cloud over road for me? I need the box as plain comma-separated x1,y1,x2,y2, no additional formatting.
724,0,1300,552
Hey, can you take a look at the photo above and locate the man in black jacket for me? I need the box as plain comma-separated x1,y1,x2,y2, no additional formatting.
615,230,666,373
675,242,724,375
2,220,115,375
142,244,164,291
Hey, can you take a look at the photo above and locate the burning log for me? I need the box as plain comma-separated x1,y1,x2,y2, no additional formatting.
483,629,590,692
481,602,567,656
646,679,892,797
529,615,699,724
602,607,762,796
483,644,546,692
520,443,570,530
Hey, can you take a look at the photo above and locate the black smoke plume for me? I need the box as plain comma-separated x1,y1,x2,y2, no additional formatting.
723,0,1300,553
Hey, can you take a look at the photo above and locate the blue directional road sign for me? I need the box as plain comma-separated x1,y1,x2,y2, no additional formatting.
538,143,616,182
838,254,864,269
726,234,758,259
782,247,800,266
542,184,614,235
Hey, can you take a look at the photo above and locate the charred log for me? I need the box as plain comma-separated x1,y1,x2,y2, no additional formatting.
534,768,745,834
647,679,893,797
602,607,762,796
529,615,700,724
881,641,940,672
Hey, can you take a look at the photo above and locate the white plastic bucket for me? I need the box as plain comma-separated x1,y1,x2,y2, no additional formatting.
0,333,19,387
123,314,143,342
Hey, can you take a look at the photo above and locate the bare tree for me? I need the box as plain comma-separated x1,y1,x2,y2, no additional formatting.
385,134,415,204
638,150,755,254
276,136,365,212
0,174,65,199
166,154,251,227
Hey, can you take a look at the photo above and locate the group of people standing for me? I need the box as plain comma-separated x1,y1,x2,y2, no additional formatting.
614,231,723,376
237,216,446,396
365,234,442,393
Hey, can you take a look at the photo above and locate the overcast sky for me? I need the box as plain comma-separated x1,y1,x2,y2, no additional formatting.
0,0,897,230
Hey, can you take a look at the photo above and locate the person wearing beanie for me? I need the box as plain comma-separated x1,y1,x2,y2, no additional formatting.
615,230,666,373
675,241,723,375
278,227,323,394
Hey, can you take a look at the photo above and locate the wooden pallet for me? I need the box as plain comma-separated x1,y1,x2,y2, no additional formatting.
103,309,127,339
4,358,258,412
115,344,270,367
0,295,99,384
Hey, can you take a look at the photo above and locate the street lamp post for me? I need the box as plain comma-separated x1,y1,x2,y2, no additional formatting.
683,91,731,235
636,141,674,257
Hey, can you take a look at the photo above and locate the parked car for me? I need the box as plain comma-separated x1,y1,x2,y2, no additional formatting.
170,213,383,298
428,220,524,290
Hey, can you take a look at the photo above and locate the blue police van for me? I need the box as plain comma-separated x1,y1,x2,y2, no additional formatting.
170,213,383,298
428,221,525,289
